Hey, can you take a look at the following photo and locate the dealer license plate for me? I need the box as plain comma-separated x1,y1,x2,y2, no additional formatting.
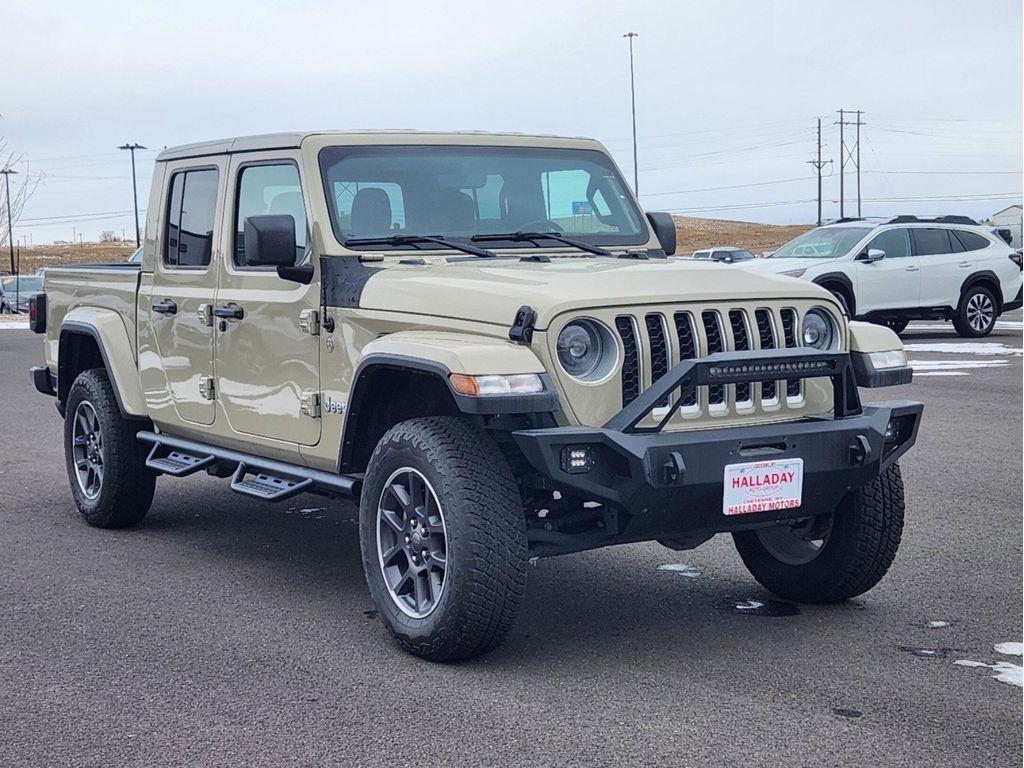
723,458,804,516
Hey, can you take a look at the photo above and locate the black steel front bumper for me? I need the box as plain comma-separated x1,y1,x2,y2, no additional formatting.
513,349,922,542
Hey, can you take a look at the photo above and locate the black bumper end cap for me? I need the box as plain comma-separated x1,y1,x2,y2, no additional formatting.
31,366,56,397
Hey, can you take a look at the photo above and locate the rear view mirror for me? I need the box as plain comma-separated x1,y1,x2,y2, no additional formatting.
861,248,886,263
646,212,676,256
243,215,296,268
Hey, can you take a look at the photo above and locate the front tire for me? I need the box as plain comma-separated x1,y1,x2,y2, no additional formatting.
64,369,156,528
953,285,997,337
732,463,905,603
359,417,528,661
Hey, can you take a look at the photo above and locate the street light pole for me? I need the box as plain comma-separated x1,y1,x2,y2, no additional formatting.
118,142,146,247
623,32,639,196
1,167,18,275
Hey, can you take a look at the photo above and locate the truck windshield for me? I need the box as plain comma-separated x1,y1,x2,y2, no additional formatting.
770,226,872,259
319,145,647,251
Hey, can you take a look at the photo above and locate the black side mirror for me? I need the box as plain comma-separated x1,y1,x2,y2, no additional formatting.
646,212,677,256
243,215,313,284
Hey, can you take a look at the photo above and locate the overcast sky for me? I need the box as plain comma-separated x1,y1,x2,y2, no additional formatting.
3,0,1022,244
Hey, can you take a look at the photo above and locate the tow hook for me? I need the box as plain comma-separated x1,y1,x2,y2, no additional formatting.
849,434,871,465
662,451,685,484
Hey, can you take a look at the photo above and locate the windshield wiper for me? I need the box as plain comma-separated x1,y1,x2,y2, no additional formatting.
471,231,612,257
343,234,497,259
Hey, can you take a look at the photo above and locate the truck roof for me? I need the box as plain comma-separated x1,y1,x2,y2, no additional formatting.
155,130,603,162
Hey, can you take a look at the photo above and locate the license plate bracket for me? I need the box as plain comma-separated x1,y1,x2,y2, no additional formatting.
723,458,804,516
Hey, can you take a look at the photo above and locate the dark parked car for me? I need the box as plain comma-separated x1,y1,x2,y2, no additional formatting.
1,275,44,314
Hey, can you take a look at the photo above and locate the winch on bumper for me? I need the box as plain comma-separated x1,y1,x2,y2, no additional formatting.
513,348,922,553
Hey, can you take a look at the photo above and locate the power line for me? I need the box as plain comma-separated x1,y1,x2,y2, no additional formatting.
640,175,815,197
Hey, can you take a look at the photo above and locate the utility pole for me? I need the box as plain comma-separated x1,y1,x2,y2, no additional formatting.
118,142,146,246
806,118,832,226
1,167,18,275
623,32,639,195
835,109,864,219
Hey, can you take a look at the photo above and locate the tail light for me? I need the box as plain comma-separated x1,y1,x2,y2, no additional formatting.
1010,252,1022,271
28,293,46,334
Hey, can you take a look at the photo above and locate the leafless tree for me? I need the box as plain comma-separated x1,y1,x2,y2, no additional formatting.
0,137,44,251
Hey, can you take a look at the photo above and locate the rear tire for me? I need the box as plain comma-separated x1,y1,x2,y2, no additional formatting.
359,416,528,661
953,285,997,337
63,369,155,528
732,463,905,603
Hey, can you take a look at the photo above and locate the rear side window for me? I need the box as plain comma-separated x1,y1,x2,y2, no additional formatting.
234,163,308,266
910,228,955,256
866,228,911,258
953,230,990,252
165,168,219,268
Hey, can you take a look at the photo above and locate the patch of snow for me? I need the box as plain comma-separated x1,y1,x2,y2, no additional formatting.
735,599,764,611
910,359,1010,370
658,563,701,579
914,371,970,377
0,320,29,330
927,620,952,628
904,342,1022,356
994,642,1023,656
954,659,1023,688
908,321,1023,331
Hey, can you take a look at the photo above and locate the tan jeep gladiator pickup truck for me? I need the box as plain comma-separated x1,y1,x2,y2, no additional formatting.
28,131,922,660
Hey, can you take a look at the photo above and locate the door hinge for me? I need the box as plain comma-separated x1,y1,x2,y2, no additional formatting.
300,391,321,418
199,376,216,401
299,309,320,336
197,303,214,327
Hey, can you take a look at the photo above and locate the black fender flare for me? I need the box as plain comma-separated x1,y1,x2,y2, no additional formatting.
339,355,559,472
959,270,1003,311
57,322,143,419
812,272,856,316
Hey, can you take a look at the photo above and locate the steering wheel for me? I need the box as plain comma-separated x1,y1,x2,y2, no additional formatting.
518,219,565,234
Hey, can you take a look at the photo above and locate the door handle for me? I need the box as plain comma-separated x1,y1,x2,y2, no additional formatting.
213,304,245,320
904,266,919,272
959,261,971,268
152,299,177,315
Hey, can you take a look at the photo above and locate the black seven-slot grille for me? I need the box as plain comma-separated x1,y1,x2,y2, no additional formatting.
615,307,806,414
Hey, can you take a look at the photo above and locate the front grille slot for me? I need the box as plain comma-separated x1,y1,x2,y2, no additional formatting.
645,314,670,407
701,311,725,406
754,309,778,402
673,312,698,407
616,316,641,407
779,308,802,398
728,310,752,404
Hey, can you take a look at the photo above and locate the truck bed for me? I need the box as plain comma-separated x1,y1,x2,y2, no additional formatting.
42,264,142,370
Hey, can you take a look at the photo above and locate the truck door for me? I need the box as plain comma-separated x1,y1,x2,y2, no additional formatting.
138,160,225,427
212,153,321,447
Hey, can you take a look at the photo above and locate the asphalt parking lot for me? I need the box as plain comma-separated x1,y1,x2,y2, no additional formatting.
1,315,1020,768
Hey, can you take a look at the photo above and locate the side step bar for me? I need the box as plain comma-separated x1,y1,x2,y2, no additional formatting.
137,431,360,502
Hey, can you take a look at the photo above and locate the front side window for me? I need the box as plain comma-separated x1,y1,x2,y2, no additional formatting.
770,226,872,259
910,228,955,256
234,163,309,266
866,228,911,258
165,168,219,268
319,145,646,249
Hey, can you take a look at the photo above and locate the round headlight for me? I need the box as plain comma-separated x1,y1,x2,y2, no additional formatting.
802,309,837,350
556,319,616,381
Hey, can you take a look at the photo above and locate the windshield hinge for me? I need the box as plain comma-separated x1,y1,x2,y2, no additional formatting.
299,309,320,336
508,305,537,344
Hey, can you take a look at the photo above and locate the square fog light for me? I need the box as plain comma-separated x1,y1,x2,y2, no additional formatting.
560,446,595,474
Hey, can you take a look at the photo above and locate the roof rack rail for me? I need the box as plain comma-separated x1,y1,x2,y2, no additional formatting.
829,217,866,224
886,215,979,225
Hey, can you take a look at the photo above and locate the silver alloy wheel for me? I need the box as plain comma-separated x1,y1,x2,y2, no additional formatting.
376,467,448,619
966,292,995,333
754,514,833,566
71,401,104,500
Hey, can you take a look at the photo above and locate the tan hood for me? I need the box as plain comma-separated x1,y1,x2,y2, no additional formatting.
358,257,838,329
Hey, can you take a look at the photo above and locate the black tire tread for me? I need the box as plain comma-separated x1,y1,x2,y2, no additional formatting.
64,369,155,529
360,416,527,661
733,463,905,603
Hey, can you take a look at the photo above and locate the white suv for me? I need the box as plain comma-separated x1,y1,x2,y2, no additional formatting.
743,216,1024,337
